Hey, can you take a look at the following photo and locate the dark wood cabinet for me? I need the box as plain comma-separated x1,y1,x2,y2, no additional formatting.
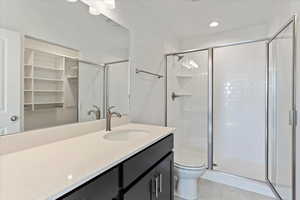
122,135,174,188
58,167,119,200
57,134,174,200
155,153,174,200
123,153,173,200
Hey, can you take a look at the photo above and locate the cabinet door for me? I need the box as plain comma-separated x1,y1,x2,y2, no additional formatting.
58,167,119,200
123,169,155,200
156,153,173,200
124,153,174,200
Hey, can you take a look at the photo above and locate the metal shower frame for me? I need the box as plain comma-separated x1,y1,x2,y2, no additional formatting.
164,16,297,200
265,16,297,200
103,59,130,116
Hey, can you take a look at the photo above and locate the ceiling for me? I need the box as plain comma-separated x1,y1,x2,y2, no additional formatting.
135,0,283,39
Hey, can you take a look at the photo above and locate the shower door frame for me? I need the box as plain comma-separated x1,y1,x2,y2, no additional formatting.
265,16,297,200
104,59,130,116
164,38,268,171
164,15,297,200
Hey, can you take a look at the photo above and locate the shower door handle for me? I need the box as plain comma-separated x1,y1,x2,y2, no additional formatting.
289,109,298,126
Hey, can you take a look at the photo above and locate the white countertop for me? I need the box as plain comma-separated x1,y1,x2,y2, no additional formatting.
0,123,175,200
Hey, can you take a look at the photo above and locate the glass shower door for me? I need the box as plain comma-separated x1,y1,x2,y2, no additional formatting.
213,42,267,181
167,50,209,168
267,18,296,200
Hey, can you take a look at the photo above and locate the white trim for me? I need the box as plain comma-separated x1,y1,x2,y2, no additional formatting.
202,170,275,198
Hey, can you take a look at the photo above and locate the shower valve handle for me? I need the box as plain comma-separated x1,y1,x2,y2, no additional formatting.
171,92,185,101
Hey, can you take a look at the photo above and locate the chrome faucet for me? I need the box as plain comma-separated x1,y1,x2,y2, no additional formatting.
88,105,101,120
106,106,122,132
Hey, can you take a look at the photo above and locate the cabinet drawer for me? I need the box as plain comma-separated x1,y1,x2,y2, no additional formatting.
57,167,119,200
122,134,173,188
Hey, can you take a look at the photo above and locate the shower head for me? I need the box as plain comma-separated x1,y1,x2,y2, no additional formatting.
174,54,199,69
176,55,184,61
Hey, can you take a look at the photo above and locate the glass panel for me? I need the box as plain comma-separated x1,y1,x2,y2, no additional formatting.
108,62,129,115
78,63,104,122
167,50,208,168
268,23,293,200
213,42,266,180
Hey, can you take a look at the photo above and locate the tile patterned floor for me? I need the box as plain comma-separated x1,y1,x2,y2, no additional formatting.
175,179,276,200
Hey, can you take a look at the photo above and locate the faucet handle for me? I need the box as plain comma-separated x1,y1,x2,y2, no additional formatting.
107,106,116,112
93,105,101,110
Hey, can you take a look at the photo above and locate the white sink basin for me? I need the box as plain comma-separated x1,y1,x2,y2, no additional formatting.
103,129,149,141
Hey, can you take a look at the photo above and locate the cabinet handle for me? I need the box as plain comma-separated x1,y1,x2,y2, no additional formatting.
159,173,163,193
155,176,159,199
151,178,156,200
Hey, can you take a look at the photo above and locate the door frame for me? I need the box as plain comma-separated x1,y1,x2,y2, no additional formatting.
0,28,22,134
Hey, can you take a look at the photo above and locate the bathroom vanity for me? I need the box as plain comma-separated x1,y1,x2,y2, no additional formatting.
58,134,173,200
0,122,175,200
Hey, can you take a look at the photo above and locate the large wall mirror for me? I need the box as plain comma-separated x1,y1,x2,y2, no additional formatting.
0,0,130,135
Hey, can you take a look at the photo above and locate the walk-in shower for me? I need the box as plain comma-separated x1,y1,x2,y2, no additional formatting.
165,16,297,200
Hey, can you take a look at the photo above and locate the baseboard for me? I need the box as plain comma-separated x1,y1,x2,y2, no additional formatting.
202,170,275,198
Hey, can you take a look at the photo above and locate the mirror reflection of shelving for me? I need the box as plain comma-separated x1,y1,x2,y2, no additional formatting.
23,37,80,131
65,58,78,79
24,48,65,110
24,48,79,112
64,57,78,108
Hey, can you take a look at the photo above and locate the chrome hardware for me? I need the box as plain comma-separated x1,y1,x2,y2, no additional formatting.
155,176,159,199
174,175,179,191
10,115,18,122
88,105,101,120
106,106,122,132
171,92,184,101
289,109,298,126
159,173,163,193
136,68,163,79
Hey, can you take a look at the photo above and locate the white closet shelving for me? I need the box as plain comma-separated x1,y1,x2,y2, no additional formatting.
24,48,68,111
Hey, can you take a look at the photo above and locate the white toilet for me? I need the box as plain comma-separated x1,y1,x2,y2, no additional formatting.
174,163,206,200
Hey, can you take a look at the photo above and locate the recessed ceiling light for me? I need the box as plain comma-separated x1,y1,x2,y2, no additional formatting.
209,21,219,28
66,0,78,2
